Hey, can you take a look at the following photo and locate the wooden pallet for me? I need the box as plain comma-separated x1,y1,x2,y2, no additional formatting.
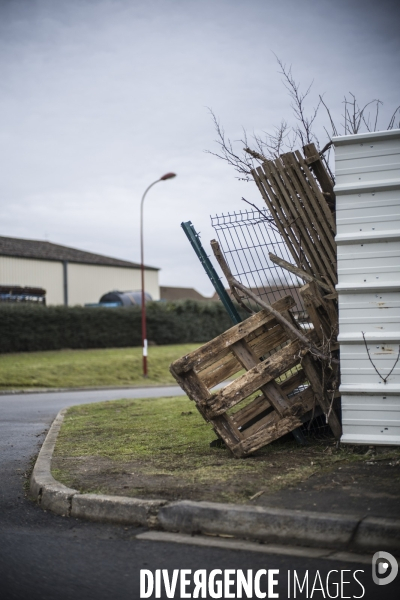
251,144,337,291
170,295,341,458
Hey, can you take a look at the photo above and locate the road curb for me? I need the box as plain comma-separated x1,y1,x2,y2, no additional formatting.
30,408,400,553
1,383,180,395
157,501,360,550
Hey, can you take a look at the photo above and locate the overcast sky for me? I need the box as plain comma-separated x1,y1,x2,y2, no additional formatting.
1,0,399,296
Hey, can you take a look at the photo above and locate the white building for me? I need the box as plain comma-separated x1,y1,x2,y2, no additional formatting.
0,236,160,306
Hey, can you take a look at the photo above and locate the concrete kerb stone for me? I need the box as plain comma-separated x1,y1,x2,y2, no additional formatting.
353,517,400,554
30,407,400,553
29,407,166,526
71,494,166,528
157,501,360,550
30,408,78,516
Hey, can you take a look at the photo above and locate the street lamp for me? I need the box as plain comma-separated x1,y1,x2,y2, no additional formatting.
140,172,176,377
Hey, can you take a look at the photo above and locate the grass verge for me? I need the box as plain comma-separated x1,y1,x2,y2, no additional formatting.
52,396,400,505
0,344,199,390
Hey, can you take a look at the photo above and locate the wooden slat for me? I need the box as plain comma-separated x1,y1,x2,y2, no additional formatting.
279,153,337,267
206,339,302,416
254,166,306,271
269,253,332,293
198,324,288,389
259,380,292,415
232,415,303,457
283,152,336,243
231,369,308,430
283,161,337,281
230,394,271,428
172,295,295,375
209,413,243,448
240,408,280,439
263,160,329,282
303,142,335,200
268,157,336,285
241,385,315,440
263,161,308,257
295,150,336,232
170,368,212,406
231,339,292,416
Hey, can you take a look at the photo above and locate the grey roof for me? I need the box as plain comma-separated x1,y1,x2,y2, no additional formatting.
160,286,211,301
0,236,159,270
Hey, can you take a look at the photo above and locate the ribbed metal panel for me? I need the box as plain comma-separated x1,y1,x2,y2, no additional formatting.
333,129,400,445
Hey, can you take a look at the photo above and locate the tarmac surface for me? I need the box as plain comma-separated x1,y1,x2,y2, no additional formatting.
1,387,399,599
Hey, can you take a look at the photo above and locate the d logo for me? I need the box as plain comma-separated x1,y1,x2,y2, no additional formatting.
372,551,398,586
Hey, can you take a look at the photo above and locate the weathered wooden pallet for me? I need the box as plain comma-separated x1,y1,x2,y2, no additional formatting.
170,295,341,458
251,144,337,291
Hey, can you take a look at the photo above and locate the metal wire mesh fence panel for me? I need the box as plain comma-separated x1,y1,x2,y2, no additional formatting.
210,207,306,320
210,207,336,440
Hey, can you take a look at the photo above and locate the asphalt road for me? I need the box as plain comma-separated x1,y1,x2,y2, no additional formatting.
0,387,398,599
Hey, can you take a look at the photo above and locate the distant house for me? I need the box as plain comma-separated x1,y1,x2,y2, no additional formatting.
160,286,211,302
0,236,159,306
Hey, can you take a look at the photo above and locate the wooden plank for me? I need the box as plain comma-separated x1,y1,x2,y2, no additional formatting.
260,380,292,415
240,408,280,439
241,385,315,440
275,155,337,286
230,394,272,428
230,339,260,370
279,153,337,265
171,295,295,375
294,150,336,232
253,166,306,271
197,353,240,389
284,151,336,241
303,143,335,198
232,415,303,457
206,339,302,416
209,413,243,448
263,159,330,283
263,160,309,262
170,367,212,406
268,253,333,293
231,369,307,430
231,339,292,416
250,325,288,359
198,324,288,389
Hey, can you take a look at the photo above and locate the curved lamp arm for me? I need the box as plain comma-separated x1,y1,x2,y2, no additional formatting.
140,172,176,376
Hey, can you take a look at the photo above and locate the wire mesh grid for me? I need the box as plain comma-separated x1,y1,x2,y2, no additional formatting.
210,207,307,320
211,207,334,439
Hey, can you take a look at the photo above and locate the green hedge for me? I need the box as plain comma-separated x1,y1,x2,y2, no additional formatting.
0,301,238,353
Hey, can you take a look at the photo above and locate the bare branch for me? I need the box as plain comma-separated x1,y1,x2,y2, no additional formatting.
274,54,321,148
206,59,399,181
204,108,254,179
319,95,338,137
388,105,400,130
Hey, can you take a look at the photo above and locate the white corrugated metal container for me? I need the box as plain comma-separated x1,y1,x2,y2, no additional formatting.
333,129,400,446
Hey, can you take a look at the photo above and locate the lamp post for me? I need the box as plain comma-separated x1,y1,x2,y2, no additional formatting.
140,172,176,377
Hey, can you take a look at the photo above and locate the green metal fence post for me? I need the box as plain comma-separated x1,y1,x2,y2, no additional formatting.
181,221,241,324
